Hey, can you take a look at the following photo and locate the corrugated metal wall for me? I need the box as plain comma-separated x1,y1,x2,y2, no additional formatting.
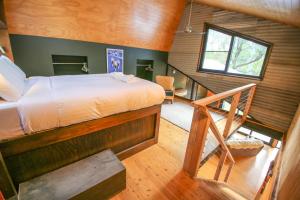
168,4,300,132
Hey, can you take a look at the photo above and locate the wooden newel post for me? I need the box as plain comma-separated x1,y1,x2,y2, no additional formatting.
223,92,241,138
183,106,210,178
242,86,256,122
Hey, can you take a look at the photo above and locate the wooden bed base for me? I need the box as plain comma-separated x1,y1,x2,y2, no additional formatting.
0,105,161,197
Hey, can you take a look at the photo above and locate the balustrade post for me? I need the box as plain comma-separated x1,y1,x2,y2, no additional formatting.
183,106,210,178
214,151,228,181
242,86,256,122
223,92,241,138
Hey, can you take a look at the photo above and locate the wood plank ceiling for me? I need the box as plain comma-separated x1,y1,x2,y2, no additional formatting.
4,0,186,52
195,0,300,28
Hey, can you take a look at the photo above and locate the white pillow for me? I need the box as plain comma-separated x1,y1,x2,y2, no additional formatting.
0,56,26,101
2,56,26,80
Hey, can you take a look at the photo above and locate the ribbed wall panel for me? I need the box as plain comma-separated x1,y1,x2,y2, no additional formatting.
169,4,300,132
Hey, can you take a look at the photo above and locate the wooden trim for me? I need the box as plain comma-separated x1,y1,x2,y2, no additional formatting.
0,105,161,157
183,106,211,177
154,109,161,143
193,83,255,106
117,138,157,160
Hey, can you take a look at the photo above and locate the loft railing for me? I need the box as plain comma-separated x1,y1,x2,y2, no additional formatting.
183,83,256,181
166,64,210,101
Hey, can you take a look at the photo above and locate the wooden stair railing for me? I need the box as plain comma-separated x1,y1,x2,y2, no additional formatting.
183,83,257,181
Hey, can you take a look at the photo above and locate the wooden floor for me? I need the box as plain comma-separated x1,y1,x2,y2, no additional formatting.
198,144,278,198
112,119,278,200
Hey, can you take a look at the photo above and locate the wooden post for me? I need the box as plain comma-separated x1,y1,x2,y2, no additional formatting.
223,92,241,138
224,162,234,182
242,86,256,122
208,116,235,182
183,106,211,178
214,150,227,181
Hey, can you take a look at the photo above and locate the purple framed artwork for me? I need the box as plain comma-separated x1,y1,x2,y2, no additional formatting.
106,48,124,73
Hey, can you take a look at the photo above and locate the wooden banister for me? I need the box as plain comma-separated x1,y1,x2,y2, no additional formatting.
183,83,256,182
183,106,211,176
193,83,256,106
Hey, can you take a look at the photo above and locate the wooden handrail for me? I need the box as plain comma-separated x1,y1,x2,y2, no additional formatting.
193,83,256,106
183,83,257,182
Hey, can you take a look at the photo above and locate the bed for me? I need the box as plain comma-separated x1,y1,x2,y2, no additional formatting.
0,56,165,194
0,73,165,138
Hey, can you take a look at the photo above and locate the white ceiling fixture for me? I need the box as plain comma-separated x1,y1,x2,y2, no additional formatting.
175,0,206,35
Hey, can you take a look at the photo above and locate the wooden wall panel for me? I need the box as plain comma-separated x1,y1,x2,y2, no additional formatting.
0,29,13,60
276,105,300,199
4,0,186,52
169,4,300,132
195,0,300,28
0,0,13,60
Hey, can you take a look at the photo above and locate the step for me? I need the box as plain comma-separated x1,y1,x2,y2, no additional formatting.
200,179,249,200
19,150,126,200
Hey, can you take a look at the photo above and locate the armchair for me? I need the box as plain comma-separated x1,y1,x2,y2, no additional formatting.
156,75,175,103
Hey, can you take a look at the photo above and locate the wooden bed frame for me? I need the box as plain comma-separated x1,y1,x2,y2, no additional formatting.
0,105,161,197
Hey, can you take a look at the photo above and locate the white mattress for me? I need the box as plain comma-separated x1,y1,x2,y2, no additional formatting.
0,74,165,140
0,100,24,139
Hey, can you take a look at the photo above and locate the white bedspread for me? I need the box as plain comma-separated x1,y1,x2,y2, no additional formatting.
0,100,24,138
2,74,165,136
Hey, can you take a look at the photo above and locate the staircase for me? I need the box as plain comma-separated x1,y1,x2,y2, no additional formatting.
197,179,249,200
183,83,256,181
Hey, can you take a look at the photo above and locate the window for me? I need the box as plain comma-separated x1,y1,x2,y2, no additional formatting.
198,23,271,79
251,131,271,143
237,127,272,144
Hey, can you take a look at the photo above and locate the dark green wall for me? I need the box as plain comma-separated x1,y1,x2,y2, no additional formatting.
9,34,168,80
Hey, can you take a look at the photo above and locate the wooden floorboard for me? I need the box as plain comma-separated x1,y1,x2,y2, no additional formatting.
198,145,278,199
112,119,278,199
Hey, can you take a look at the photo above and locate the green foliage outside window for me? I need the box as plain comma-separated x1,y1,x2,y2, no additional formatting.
199,24,271,79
